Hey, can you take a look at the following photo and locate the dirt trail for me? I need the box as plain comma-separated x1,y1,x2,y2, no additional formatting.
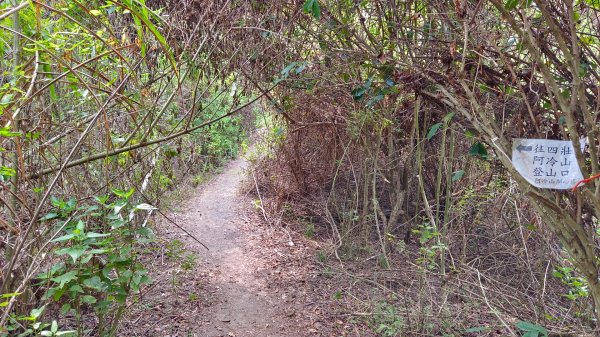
181,158,294,337
123,156,358,336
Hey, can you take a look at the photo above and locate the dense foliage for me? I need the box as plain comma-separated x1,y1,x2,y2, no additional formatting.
3,0,600,335
0,1,253,335
249,0,600,335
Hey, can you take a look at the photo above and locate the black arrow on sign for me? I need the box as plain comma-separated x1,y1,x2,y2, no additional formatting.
517,144,533,152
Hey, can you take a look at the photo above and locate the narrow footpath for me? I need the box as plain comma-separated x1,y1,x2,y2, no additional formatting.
125,157,341,336
189,158,286,336
183,158,308,337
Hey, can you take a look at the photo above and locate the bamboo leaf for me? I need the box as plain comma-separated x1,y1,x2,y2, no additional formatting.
427,123,443,140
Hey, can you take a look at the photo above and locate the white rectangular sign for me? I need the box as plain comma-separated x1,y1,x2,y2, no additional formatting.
512,138,584,190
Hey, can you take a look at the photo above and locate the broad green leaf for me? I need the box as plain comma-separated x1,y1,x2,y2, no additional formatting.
83,276,104,290
452,170,465,182
56,246,87,263
69,284,84,294
515,321,548,337
88,249,109,255
81,295,97,304
0,94,14,106
110,218,127,229
85,232,110,239
112,187,134,199
89,9,102,16
351,78,373,101
60,304,71,315
505,0,519,10
351,87,367,100
0,166,15,179
468,142,488,160
51,271,78,288
51,234,75,242
137,227,154,239
0,127,21,137
40,212,58,221
427,123,443,140
303,0,321,19
558,116,567,125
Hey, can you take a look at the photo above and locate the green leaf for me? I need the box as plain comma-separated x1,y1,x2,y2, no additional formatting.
0,166,16,179
452,170,465,182
125,3,178,76
443,112,455,123
303,0,321,19
586,0,600,10
83,276,105,291
60,303,71,315
81,295,97,304
89,9,102,16
0,93,14,106
351,87,367,100
69,284,84,294
468,142,488,160
85,232,110,239
351,78,372,101
40,212,58,221
465,326,489,333
111,187,135,199
558,116,566,125
110,218,127,229
0,127,21,137
1,292,22,298
366,95,384,107
281,62,297,76
427,123,443,140
56,246,87,263
515,321,548,337
505,0,519,10
51,271,78,288
51,234,75,242
295,62,307,74
137,227,155,239
30,305,45,320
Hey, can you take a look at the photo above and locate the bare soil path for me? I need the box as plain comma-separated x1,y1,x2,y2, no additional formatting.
189,158,290,336
176,157,319,337
124,157,347,336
